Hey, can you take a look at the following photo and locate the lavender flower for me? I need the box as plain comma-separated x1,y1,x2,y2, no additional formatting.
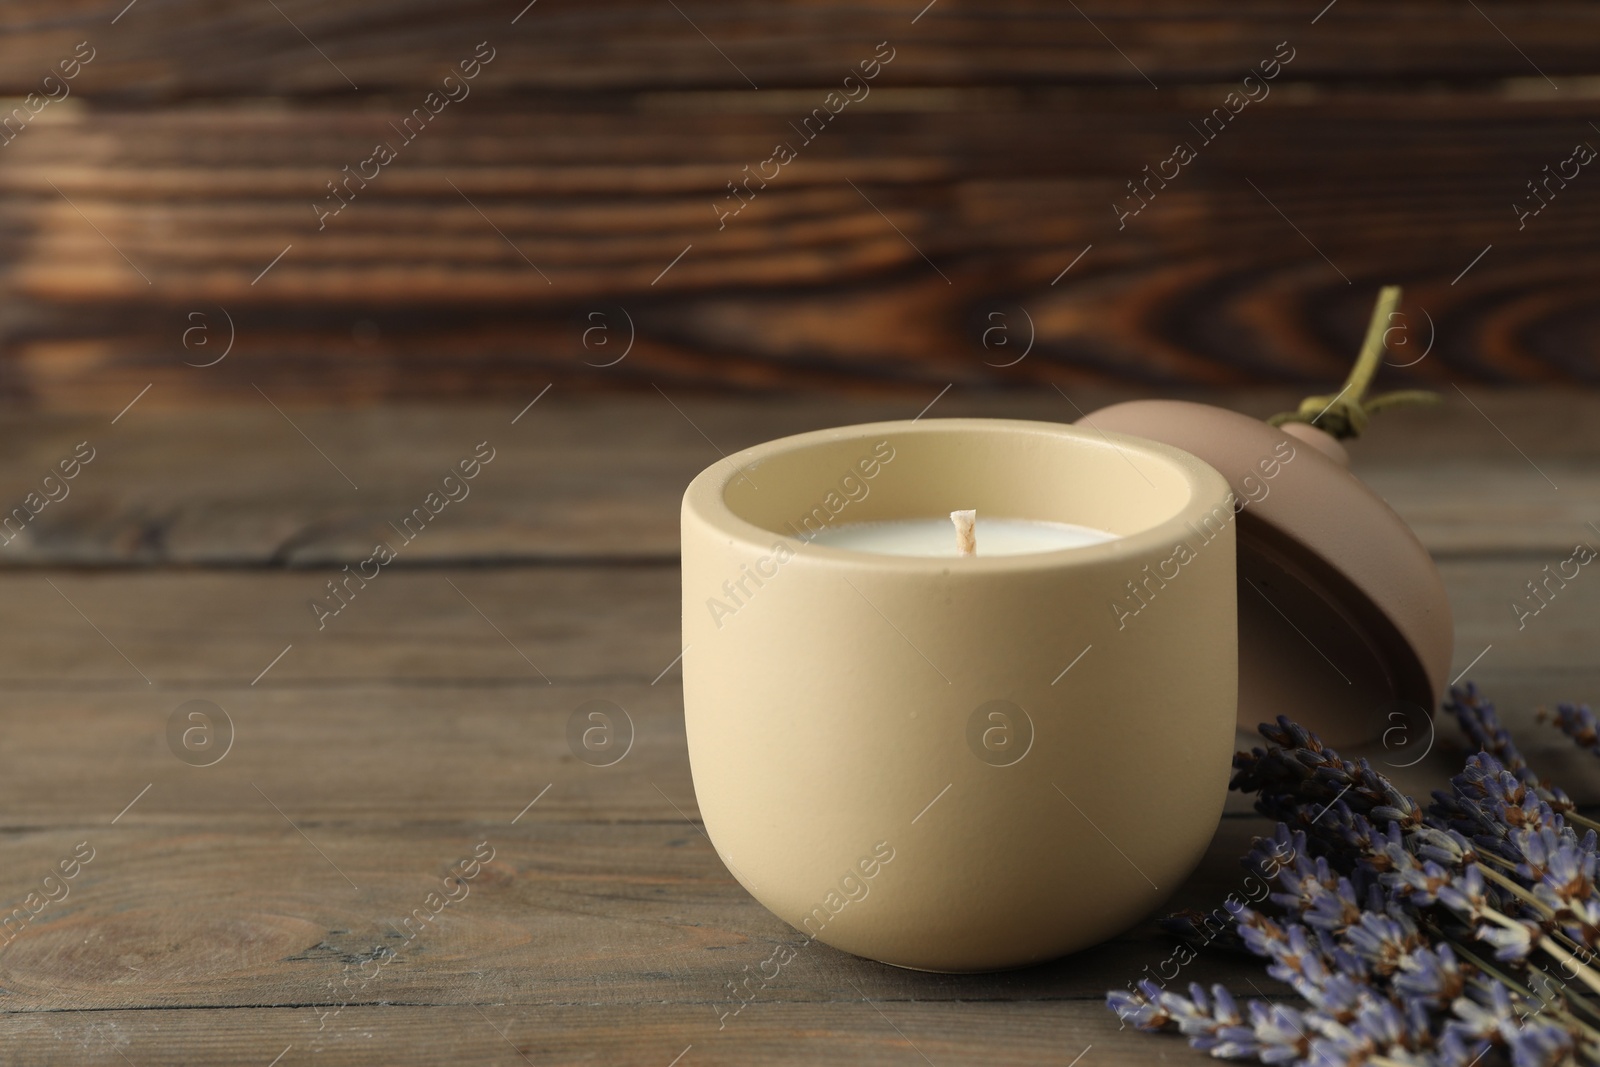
1447,683,1575,814
1105,980,1310,1063
1449,982,1575,1067
1110,688,1600,1066
1343,910,1422,976
1392,943,1465,1008
1106,978,1171,1032
1432,863,1487,922
1304,991,1435,1066
1546,701,1600,757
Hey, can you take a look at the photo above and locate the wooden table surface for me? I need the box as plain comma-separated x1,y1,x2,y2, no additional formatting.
2,386,1599,1065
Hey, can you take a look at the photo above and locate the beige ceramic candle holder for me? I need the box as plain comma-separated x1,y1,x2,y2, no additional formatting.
681,418,1238,972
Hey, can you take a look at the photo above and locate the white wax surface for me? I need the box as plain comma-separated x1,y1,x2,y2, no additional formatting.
807,517,1117,557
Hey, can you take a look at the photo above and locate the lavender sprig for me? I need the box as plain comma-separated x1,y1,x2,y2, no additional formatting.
1448,683,1576,816
1111,693,1600,1066
1547,702,1600,759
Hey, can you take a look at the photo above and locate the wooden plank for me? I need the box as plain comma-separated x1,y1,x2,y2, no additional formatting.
0,818,1283,1011
0,1002,1144,1066
0,682,1593,830
0,686,1586,1025
0,555,1597,815
0,392,1596,566
4,1,1599,98
0,548,1590,692
0,667,1291,1029
0,567,684,686
1,95,1598,400
0,540,1595,783
0,684,694,827
0,677,1593,827
1444,556,1600,675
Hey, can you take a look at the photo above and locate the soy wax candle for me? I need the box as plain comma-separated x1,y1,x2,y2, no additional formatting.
681,418,1238,972
808,513,1118,557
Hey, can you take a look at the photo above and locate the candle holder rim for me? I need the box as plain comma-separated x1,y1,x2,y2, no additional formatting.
682,416,1234,572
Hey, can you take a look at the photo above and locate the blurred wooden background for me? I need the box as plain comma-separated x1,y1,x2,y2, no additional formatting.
1,0,1599,408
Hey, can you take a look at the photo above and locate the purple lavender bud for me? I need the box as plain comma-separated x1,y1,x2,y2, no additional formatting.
1393,943,1464,1007
1105,979,1170,1031
1475,919,1538,963
1549,701,1600,757
1436,864,1486,919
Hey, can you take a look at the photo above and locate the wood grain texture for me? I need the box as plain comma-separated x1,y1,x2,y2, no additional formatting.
0,549,1595,792
10,97,1600,383
0,391,1595,566
0,1003,1145,1066
3,1,1599,96
0,818,1292,1011
0,3,1597,400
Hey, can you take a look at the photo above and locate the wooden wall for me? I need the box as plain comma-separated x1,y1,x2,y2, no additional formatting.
1,1,1598,407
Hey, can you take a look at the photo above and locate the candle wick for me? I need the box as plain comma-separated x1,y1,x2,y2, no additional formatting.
951,509,977,556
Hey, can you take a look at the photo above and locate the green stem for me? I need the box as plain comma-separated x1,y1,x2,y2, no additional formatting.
1347,285,1402,405
1364,389,1442,416
1268,285,1439,439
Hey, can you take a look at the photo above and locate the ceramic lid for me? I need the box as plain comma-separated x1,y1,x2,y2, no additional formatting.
1078,399,1453,747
